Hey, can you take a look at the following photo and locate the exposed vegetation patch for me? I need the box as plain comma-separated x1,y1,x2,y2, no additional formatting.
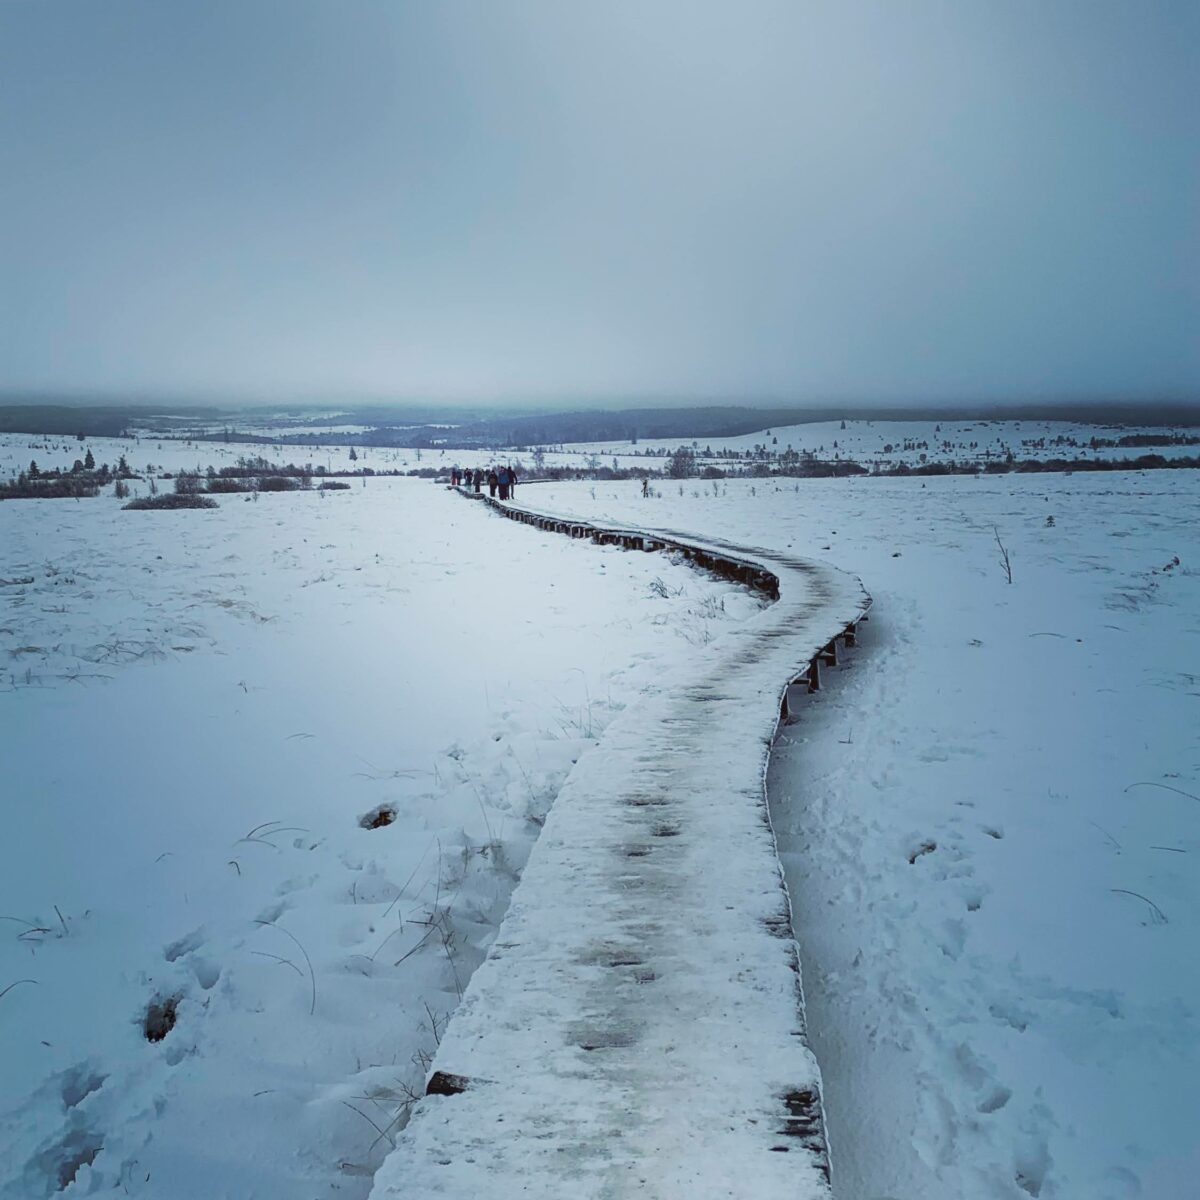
124,494,218,511
359,804,398,830
143,995,180,1042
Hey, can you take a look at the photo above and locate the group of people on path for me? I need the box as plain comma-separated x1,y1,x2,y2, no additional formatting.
449,464,519,500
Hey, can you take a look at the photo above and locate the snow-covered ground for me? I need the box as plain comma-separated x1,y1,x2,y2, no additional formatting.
4,417,1197,493
523,471,1200,1200
562,417,1200,469
4,428,1198,1199
0,477,759,1198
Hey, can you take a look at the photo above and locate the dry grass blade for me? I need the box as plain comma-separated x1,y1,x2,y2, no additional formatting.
251,950,304,978
1124,781,1199,804
254,920,316,1013
341,1100,397,1149
394,923,438,967
0,979,38,1002
1111,889,1169,924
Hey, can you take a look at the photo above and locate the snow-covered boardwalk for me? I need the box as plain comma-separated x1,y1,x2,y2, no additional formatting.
372,495,871,1200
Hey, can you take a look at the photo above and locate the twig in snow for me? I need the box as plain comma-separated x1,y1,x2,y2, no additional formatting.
366,1105,413,1152
1111,889,1169,925
237,820,310,848
352,757,429,781
254,920,316,1013
382,838,436,919
341,1100,397,1149
355,924,408,968
1124,781,1199,804
1089,821,1122,853
0,978,38,1002
54,906,69,937
393,923,438,967
251,951,304,978
441,923,463,999
242,820,283,841
423,1000,445,1045
993,526,1013,584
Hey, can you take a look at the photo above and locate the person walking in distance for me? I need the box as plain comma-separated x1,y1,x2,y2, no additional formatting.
488,469,498,498
473,468,483,494
497,466,511,501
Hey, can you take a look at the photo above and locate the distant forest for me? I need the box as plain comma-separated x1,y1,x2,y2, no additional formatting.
1,399,1199,445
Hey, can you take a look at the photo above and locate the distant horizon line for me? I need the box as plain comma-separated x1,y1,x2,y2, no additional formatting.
1,391,1198,416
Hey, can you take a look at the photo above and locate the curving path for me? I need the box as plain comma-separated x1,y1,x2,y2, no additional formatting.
370,493,871,1200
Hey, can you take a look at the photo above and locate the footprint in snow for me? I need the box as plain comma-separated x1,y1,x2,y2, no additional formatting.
163,927,205,963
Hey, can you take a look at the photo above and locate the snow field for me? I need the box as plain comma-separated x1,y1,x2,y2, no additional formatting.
563,417,1200,469
0,478,760,1198
3,426,1197,1198
4,416,1196,495
524,471,1200,1200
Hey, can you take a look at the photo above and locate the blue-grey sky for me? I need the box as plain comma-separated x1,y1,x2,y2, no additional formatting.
1,1,1196,405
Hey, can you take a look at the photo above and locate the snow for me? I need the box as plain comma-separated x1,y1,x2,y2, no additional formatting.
3,425,1197,1199
5,416,1196,493
520,470,1200,1200
0,474,757,1197
563,418,1200,469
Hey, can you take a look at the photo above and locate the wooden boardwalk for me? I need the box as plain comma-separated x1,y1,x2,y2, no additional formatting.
370,494,870,1200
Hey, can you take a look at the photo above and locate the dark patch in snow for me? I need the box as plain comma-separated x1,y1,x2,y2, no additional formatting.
359,804,397,830
908,840,938,863
143,995,180,1042
426,1071,473,1096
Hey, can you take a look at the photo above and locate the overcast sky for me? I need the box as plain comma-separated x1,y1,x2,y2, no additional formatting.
1,1,1196,406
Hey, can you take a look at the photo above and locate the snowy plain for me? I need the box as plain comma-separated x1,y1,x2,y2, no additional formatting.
0,469,759,1198
4,415,1198,492
525,469,1200,1200
2,426,1198,1199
